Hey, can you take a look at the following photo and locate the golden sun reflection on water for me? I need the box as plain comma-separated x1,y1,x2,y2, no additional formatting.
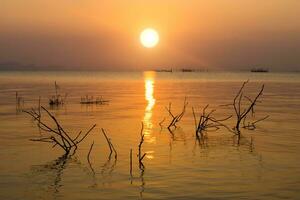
143,72,156,156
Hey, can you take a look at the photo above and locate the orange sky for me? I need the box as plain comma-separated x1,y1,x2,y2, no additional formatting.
0,0,299,70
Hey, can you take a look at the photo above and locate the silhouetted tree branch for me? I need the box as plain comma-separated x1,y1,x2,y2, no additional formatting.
192,105,232,139
138,122,146,170
101,128,117,159
24,106,96,155
230,80,268,134
165,98,188,132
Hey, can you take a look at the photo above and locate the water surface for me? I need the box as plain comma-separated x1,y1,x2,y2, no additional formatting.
0,71,299,200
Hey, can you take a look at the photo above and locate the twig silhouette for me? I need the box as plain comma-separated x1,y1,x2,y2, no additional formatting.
101,128,117,159
232,80,267,134
130,148,133,177
24,106,96,155
138,122,146,170
165,98,188,132
192,105,232,140
87,141,95,174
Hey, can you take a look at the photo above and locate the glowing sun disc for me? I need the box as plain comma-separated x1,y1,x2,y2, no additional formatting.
140,28,159,48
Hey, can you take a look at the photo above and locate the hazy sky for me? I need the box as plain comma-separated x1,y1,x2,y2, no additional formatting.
1,0,299,71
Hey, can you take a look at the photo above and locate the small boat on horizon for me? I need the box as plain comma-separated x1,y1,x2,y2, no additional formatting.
181,68,194,72
155,68,173,72
250,68,269,73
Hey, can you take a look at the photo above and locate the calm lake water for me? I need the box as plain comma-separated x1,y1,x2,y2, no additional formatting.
0,71,299,200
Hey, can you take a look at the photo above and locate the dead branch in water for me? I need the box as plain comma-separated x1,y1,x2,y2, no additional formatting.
49,81,67,106
165,98,188,132
38,96,41,124
87,141,94,164
101,128,117,159
231,80,268,134
192,105,232,140
87,141,95,174
24,106,96,155
242,115,269,130
138,122,146,170
159,117,166,128
130,148,133,177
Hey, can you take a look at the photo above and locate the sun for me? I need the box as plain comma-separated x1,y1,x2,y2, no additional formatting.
140,28,159,48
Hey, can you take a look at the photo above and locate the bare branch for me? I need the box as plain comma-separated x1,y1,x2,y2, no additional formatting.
138,122,146,170
166,98,188,131
75,124,96,145
87,141,95,174
192,105,233,139
24,106,96,155
130,149,133,177
101,128,117,159
231,81,267,134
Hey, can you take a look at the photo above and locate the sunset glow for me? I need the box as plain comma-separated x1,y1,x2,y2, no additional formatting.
1,1,300,199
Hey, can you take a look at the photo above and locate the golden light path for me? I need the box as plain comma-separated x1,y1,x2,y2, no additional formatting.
143,71,156,159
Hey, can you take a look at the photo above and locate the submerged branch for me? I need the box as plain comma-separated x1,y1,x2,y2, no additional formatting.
24,106,96,155
138,122,146,170
166,98,188,132
101,128,117,159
